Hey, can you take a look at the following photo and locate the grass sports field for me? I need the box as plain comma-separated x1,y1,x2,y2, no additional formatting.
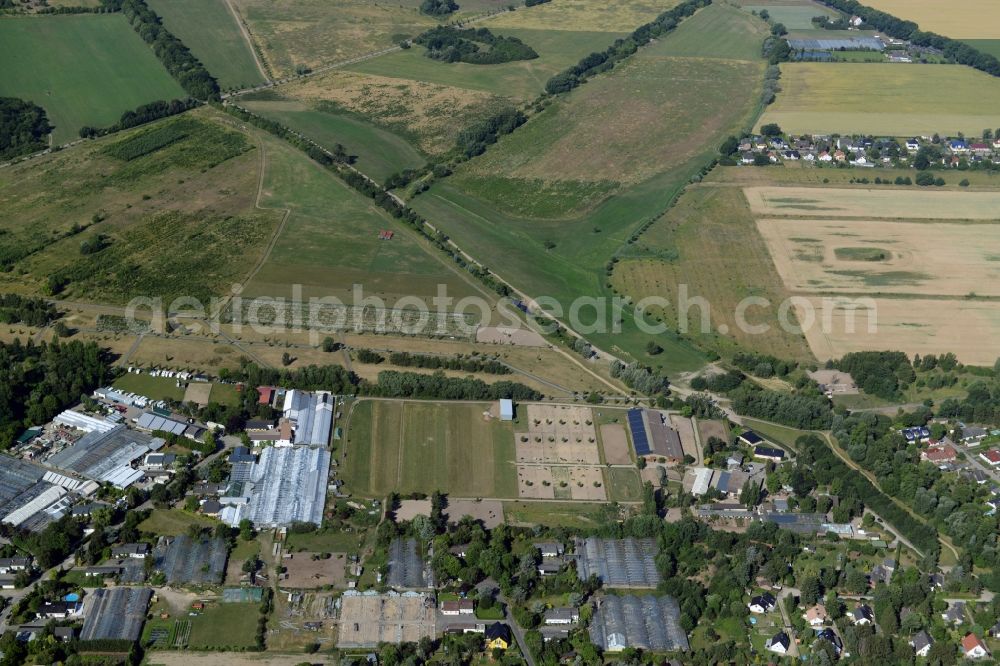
610,185,814,362
411,3,768,372
0,109,282,304
744,183,1000,365
342,400,518,498
0,14,184,144
760,63,1000,136
241,134,483,308
863,0,1000,39
240,99,426,183
147,0,265,90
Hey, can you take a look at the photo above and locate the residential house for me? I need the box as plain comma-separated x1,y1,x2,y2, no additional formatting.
971,143,992,156
905,138,920,150
818,151,833,162
766,631,790,654
980,450,1000,466
921,444,957,464
143,452,176,470
816,628,842,656
0,557,31,575
53,627,76,642
0,575,16,590
803,604,828,627
910,630,933,657
543,608,579,625
485,623,511,650
950,139,969,153
962,426,989,444
748,593,776,614
38,601,79,619
441,600,475,616
942,601,967,625
833,150,846,162
962,633,990,659
534,542,564,558
851,605,874,626
111,543,150,559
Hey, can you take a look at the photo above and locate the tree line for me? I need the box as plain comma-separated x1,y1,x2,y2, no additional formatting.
544,0,710,94
0,98,52,160
834,351,914,401
365,349,512,374
415,26,538,64
100,0,220,100
819,0,1000,78
456,106,527,157
79,98,197,139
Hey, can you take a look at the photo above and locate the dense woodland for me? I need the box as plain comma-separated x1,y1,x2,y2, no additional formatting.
0,294,58,328
0,98,52,160
0,339,112,450
415,26,538,64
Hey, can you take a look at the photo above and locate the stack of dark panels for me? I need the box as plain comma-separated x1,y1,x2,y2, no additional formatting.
627,409,651,456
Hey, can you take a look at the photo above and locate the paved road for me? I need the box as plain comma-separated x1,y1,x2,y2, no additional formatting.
500,596,536,666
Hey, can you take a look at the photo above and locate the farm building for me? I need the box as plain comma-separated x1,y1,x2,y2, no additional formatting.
0,457,88,531
282,390,334,446
574,537,661,588
221,445,331,528
53,410,117,434
589,595,688,653
738,430,764,447
626,409,683,461
81,587,152,642
499,399,514,421
753,445,785,462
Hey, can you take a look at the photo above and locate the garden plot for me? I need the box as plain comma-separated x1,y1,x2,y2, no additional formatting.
517,405,599,464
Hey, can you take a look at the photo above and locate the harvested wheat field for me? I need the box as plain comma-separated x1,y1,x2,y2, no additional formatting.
798,296,1000,366
489,0,675,32
863,0,1000,39
744,186,1000,220
756,218,1000,297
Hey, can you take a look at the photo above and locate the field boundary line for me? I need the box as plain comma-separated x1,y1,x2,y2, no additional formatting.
222,0,271,83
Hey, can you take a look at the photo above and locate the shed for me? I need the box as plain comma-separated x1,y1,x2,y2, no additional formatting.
499,399,514,422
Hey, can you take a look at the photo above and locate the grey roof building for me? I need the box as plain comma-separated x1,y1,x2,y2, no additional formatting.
575,538,660,589
589,595,688,653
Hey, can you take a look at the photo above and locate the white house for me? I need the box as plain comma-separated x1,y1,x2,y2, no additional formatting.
748,593,776,614
766,631,790,654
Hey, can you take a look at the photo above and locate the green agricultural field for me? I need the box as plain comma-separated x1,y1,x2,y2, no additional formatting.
965,40,1000,60
147,0,265,90
651,2,773,60
346,28,623,101
240,99,426,183
761,62,1000,135
609,185,815,362
743,3,838,30
0,110,283,305
342,400,518,498
113,373,186,401
503,500,623,528
409,3,769,372
0,14,185,144
241,135,484,307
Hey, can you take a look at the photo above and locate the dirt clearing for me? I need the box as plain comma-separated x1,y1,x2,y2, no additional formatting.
600,424,632,465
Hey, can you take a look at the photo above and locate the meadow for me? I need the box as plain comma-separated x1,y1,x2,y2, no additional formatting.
862,0,1000,39
742,2,838,30
0,110,283,304
231,0,434,77
488,0,674,32
760,63,1000,136
410,3,769,372
241,134,483,307
240,98,426,182
112,373,186,401
0,14,185,144
147,0,265,90
346,28,623,101
270,69,506,155
609,185,815,362
342,400,518,498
